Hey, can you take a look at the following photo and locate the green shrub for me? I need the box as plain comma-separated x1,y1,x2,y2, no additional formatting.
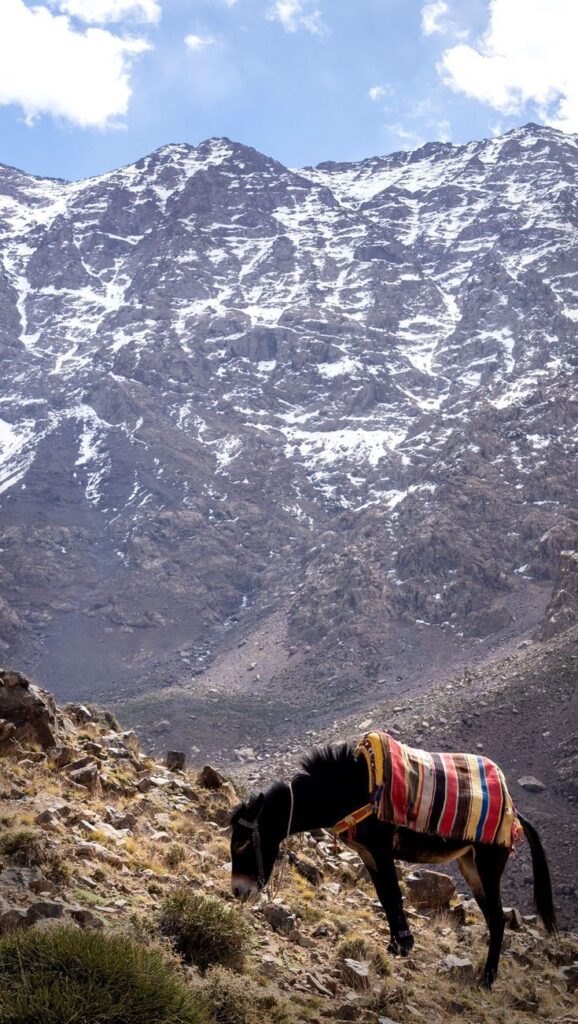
0,829,47,867
199,966,293,1024
0,926,210,1024
158,891,248,973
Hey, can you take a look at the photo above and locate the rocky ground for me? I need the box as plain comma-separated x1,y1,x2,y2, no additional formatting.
0,669,577,1023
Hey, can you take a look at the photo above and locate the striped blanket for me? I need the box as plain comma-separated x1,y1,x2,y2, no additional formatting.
356,731,521,849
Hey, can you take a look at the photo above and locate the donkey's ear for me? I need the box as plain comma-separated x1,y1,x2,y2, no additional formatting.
253,793,265,819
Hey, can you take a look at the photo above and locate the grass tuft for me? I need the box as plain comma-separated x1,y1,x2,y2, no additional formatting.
0,925,210,1024
158,891,248,973
0,828,47,867
198,966,293,1024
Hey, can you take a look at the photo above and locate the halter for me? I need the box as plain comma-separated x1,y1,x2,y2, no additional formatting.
237,781,295,892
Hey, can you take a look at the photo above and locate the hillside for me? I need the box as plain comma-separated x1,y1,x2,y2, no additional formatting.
0,670,576,1023
0,123,577,738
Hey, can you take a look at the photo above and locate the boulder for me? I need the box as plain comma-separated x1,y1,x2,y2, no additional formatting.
517,775,547,793
0,867,55,894
339,958,371,991
166,750,185,771
68,763,101,791
439,954,475,976
262,902,296,935
288,852,324,886
198,764,226,790
0,669,58,749
405,869,456,910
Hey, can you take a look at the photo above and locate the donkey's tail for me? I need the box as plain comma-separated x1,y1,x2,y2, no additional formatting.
518,812,557,934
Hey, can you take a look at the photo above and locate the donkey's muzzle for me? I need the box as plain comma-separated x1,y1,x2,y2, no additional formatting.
232,875,257,900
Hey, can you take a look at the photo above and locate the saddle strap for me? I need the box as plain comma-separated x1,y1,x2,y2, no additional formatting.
333,803,374,844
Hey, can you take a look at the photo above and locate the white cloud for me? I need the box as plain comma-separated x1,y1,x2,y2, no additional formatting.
56,0,161,22
440,0,578,132
185,33,216,52
421,1,449,36
267,1,326,35
0,0,149,128
368,84,393,101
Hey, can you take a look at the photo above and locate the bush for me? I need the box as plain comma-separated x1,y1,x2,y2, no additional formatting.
0,829,47,866
158,891,248,973
165,844,187,870
337,936,390,979
199,966,293,1024
0,926,210,1024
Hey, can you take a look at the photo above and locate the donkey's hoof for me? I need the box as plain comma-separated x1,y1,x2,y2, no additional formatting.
480,972,495,990
388,933,414,957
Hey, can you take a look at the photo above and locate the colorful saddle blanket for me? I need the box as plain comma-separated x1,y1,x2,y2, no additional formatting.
356,731,521,849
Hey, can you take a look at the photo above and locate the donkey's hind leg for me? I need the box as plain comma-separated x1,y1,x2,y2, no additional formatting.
457,848,488,923
474,843,509,988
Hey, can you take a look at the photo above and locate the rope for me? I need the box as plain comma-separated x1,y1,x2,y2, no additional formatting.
267,780,295,900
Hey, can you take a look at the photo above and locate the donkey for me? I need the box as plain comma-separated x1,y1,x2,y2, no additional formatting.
230,742,556,988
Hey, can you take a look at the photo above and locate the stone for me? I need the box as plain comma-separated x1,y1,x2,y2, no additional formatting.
166,750,185,771
69,763,101,790
198,764,226,790
0,867,54,894
35,809,60,831
305,973,333,997
262,902,296,935
335,1003,358,1021
67,704,93,723
0,907,33,930
52,746,76,768
405,869,456,910
68,906,104,929
504,907,524,930
0,719,16,746
234,747,256,762
559,962,578,993
28,900,65,921
439,954,475,976
340,958,371,991
288,852,324,886
0,670,58,748
517,775,547,793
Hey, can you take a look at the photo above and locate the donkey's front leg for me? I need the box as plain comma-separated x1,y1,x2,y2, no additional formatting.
368,859,414,957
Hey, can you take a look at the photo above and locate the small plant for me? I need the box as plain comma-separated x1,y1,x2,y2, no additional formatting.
337,936,390,979
158,890,248,973
0,828,47,867
198,966,293,1024
165,843,187,870
0,925,211,1024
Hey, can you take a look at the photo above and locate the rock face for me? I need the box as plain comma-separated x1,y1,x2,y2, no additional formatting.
404,869,456,910
0,124,576,721
0,669,58,748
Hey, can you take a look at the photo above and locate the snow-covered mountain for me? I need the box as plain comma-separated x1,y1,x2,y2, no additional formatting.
0,123,576,716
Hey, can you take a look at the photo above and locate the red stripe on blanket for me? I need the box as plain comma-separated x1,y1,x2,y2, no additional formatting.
438,751,459,836
389,736,408,826
479,759,505,843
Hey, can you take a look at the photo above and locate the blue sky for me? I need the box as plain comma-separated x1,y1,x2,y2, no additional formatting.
0,0,576,181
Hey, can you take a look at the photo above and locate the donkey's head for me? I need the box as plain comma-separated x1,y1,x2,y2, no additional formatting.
230,784,290,899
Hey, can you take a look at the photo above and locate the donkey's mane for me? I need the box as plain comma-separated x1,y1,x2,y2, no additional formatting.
299,742,356,779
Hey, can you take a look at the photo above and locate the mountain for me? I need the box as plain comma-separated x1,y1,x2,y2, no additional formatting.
0,124,576,756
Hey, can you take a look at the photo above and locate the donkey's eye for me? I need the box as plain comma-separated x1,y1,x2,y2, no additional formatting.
234,840,250,853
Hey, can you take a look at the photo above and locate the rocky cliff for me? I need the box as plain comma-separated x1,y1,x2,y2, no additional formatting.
0,124,576,736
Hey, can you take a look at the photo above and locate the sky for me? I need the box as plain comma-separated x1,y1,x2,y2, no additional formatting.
0,0,577,181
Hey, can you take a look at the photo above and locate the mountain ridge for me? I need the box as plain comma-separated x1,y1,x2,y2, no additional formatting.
0,121,576,757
